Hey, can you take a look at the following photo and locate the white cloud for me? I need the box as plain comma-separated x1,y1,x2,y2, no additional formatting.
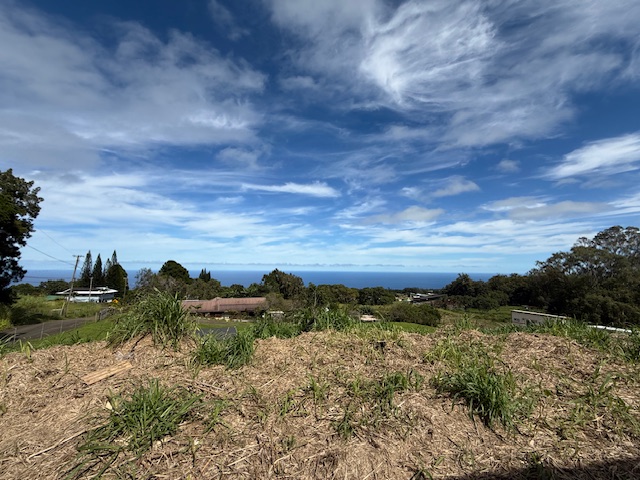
547,133,640,180
279,75,320,91
217,147,261,168
264,0,640,147
482,196,548,213
496,159,520,173
208,0,249,40
432,176,480,197
0,4,265,171
482,196,607,221
367,206,443,224
242,181,340,197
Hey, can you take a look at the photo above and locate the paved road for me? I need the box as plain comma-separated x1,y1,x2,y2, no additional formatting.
0,320,239,344
0,317,98,342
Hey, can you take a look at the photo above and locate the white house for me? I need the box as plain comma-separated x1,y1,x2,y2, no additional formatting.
56,287,118,303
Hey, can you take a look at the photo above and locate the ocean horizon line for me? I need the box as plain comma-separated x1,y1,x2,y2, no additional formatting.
19,269,497,290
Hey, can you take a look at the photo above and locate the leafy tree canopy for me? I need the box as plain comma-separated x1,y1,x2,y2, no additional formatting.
159,260,191,284
261,269,304,300
0,169,42,304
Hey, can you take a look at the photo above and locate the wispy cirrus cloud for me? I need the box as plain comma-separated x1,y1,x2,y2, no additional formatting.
242,181,340,197
546,132,640,180
264,0,640,147
0,3,265,171
208,0,249,40
366,206,443,225
431,176,480,198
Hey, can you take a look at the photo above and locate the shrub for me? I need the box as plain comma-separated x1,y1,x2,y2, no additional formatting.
432,361,521,429
386,302,441,326
71,379,200,478
192,328,255,369
108,289,195,349
252,317,302,339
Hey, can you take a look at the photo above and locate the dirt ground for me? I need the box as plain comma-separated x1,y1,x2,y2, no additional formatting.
1,329,639,479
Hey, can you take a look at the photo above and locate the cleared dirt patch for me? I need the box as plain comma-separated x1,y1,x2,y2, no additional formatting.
1,329,639,479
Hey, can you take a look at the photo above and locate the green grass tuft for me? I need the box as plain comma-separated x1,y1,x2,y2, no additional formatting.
70,379,200,478
108,290,195,350
192,328,256,369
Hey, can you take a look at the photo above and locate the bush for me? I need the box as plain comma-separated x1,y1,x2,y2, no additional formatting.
108,290,195,349
385,302,441,326
432,361,521,429
71,379,200,478
252,317,302,339
192,329,256,369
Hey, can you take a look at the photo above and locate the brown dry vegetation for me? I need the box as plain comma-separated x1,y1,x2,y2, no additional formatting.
1,328,639,479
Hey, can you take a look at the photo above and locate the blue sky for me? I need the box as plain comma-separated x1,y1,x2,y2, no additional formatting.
3,0,640,275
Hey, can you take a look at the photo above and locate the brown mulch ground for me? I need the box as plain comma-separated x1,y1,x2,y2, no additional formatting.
1,329,639,479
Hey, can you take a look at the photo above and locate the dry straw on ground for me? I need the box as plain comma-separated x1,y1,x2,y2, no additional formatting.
1,329,639,479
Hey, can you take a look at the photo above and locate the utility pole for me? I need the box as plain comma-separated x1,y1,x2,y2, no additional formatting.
62,255,82,317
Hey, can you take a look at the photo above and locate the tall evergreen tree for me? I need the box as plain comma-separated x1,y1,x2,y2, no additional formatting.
92,254,105,286
105,263,128,298
78,251,92,287
111,250,118,265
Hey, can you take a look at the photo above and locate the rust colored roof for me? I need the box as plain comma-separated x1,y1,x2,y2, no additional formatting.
182,297,267,314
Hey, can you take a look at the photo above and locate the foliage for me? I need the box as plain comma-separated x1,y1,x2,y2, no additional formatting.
198,268,211,282
192,328,256,369
261,268,304,300
432,361,523,429
78,251,93,288
159,260,191,284
0,295,103,326
529,226,640,324
294,306,359,332
108,289,195,349
0,169,42,304
358,286,396,305
71,379,200,478
90,254,104,287
384,302,442,326
37,279,70,295
252,317,303,339
104,263,128,298
526,319,640,363
307,283,358,307
429,339,530,430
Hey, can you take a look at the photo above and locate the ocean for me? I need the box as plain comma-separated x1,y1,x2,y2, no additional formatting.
20,269,496,290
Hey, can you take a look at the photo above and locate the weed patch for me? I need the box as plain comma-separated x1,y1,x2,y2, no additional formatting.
108,290,195,350
70,379,200,478
428,337,530,430
192,328,255,369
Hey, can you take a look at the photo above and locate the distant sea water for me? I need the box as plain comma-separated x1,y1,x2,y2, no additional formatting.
20,269,495,290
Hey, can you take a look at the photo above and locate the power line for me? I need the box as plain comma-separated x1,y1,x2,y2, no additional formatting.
39,229,74,255
25,244,75,266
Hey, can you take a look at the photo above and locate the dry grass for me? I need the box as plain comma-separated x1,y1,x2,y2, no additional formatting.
1,327,639,479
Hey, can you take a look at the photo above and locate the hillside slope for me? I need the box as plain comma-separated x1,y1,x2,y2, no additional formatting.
1,329,639,479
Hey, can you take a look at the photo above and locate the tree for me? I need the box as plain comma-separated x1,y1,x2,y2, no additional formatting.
261,269,304,300
79,250,93,287
530,226,640,324
105,263,128,298
159,260,191,284
357,286,395,306
198,268,211,282
0,169,42,304
92,254,105,286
